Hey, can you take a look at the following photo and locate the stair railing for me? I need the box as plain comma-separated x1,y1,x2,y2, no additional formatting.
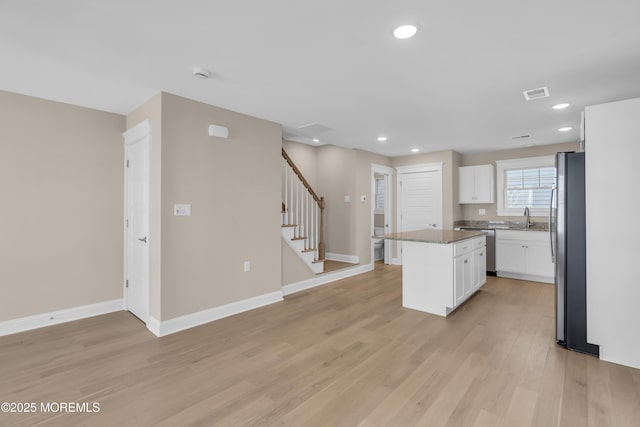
282,148,325,261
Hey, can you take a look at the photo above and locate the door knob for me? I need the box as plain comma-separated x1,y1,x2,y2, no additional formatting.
138,237,147,243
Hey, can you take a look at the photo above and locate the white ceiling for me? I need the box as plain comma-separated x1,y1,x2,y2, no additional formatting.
2,0,640,156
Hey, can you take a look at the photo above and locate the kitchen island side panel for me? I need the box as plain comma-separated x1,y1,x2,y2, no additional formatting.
402,241,453,316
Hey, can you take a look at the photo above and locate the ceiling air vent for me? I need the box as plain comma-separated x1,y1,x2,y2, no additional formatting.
511,134,531,140
522,87,549,101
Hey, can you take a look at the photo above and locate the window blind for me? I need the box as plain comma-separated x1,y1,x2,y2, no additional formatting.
505,167,555,209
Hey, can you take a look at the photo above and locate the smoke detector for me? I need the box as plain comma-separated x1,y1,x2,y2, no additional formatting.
522,86,549,101
193,67,211,80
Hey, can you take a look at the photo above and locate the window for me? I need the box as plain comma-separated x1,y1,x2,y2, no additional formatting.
496,155,555,216
375,177,385,213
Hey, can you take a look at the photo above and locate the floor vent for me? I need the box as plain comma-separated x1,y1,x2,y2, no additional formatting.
522,87,549,101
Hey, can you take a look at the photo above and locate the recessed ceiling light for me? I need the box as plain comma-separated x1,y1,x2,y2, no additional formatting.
558,127,572,132
312,138,320,143
552,103,571,110
393,24,417,39
377,136,388,142
411,148,420,153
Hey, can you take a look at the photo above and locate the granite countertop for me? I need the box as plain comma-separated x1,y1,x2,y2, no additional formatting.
382,229,485,244
454,220,549,232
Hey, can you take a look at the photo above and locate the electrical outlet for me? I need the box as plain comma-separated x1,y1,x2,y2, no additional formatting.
478,208,486,216
243,261,250,272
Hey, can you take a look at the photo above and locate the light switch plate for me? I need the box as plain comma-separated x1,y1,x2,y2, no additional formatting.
174,204,192,216
344,195,351,203
243,261,251,272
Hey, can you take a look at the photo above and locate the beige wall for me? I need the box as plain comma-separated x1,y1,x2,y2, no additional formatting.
281,241,314,285
126,93,162,320
159,93,282,321
460,142,579,221
317,145,357,257
282,139,318,189
0,90,125,321
451,150,463,223
354,149,392,264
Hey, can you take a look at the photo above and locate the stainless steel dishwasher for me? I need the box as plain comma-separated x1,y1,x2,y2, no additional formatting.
460,228,496,275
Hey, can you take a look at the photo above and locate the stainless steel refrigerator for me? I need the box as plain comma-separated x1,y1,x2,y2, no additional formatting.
552,152,599,356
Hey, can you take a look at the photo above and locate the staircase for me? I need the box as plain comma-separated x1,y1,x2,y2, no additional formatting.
282,148,325,274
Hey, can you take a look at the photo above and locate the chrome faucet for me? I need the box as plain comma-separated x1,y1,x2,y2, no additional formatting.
524,207,531,229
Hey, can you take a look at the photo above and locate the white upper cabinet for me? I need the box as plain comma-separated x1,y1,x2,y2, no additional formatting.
458,164,495,204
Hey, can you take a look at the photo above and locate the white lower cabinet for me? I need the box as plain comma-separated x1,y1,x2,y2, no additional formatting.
454,236,487,306
496,230,554,283
474,247,487,290
454,253,473,305
402,235,486,317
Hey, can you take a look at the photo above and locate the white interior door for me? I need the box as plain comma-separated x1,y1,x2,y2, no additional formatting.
124,121,150,323
399,171,442,232
396,165,443,264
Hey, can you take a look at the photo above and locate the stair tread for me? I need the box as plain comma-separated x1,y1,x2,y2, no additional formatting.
291,236,308,241
302,248,316,253
281,224,297,228
312,259,325,264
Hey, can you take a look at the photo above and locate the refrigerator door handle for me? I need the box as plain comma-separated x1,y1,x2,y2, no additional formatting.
549,186,556,263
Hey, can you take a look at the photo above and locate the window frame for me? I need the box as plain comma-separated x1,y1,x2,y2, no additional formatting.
374,177,385,214
495,155,555,217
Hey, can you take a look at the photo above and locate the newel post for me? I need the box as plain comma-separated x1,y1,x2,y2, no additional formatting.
318,196,326,261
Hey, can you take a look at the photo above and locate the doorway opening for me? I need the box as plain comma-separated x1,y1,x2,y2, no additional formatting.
371,164,394,265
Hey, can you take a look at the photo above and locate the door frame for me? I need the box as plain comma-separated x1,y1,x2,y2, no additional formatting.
395,162,443,265
123,119,151,323
371,164,394,265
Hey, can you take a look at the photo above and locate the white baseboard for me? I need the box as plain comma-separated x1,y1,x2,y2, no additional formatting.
147,290,284,337
0,299,124,337
282,263,374,296
146,316,161,337
392,257,402,266
326,252,360,264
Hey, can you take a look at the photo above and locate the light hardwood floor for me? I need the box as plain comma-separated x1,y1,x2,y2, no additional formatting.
322,259,359,273
1,264,639,426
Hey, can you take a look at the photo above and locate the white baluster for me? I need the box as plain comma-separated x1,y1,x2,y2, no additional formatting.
291,169,294,227
304,190,311,249
283,161,287,225
297,178,301,238
309,192,313,251
315,202,319,260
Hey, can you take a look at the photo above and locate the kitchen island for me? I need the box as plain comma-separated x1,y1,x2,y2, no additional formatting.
384,229,487,316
